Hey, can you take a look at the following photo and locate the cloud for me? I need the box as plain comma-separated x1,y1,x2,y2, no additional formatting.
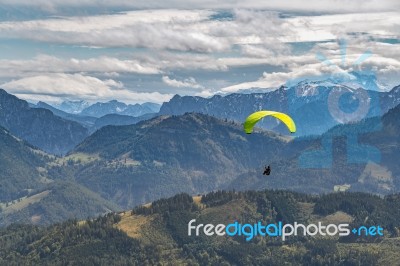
0,7,399,101
240,44,290,58
1,39,400,98
1,9,398,55
144,52,229,71
195,89,214,97
282,12,400,43
0,8,398,56
0,10,230,52
1,0,399,13
218,38,400,93
218,60,400,94
218,71,310,93
217,60,355,93
0,9,292,52
0,55,160,78
162,76,204,89
1,73,172,103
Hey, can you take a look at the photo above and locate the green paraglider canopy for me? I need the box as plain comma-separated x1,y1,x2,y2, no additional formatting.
243,110,296,134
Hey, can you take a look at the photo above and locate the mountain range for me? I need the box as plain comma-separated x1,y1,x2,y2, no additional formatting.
80,100,160,118
25,78,400,141
0,83,399,226
32,101,156,133
55,100,90,114
52,99,160,117
160,81,400,137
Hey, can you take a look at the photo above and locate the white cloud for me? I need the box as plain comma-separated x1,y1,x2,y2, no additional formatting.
217,60,355,93
0,10,230,52
218,70,310,93
0,55,160,78
218,38,400,93
0,9,397,56
0,8,398,54
1,73,172,103
162,76,204,89
282,12,400,43
0,7,399,101
144,52,229,71
240,44,289,58
1,0,399,13
0,9,291,52
195,89,214,97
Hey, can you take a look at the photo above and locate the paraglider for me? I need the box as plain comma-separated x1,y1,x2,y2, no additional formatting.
243,110,296,176
243,110,296,134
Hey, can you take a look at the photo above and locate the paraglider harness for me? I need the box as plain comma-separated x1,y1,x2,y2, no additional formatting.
263,165,271,175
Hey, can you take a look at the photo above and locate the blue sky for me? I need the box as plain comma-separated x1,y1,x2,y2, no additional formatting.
0,0,399,104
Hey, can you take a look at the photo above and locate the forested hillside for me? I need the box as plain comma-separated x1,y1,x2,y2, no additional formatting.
2,190,399,265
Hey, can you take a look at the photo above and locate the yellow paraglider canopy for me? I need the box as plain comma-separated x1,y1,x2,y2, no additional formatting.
243,110,296,134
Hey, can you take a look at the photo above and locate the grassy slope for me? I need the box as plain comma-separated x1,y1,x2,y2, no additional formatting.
0,181,120,226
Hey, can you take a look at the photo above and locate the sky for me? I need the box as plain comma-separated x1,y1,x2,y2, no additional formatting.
0,0,399,104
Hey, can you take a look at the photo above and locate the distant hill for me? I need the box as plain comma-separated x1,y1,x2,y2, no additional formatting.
0,181,119,226
0,89,89,155
92,113,157,132
70,113,290,208
80,100,160,118
0,126,47,202
1,190,399,265
141,102,162,113
0,127,119,226
34,101,97,128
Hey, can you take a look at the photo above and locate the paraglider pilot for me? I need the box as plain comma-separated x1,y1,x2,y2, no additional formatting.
263,165,271,175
